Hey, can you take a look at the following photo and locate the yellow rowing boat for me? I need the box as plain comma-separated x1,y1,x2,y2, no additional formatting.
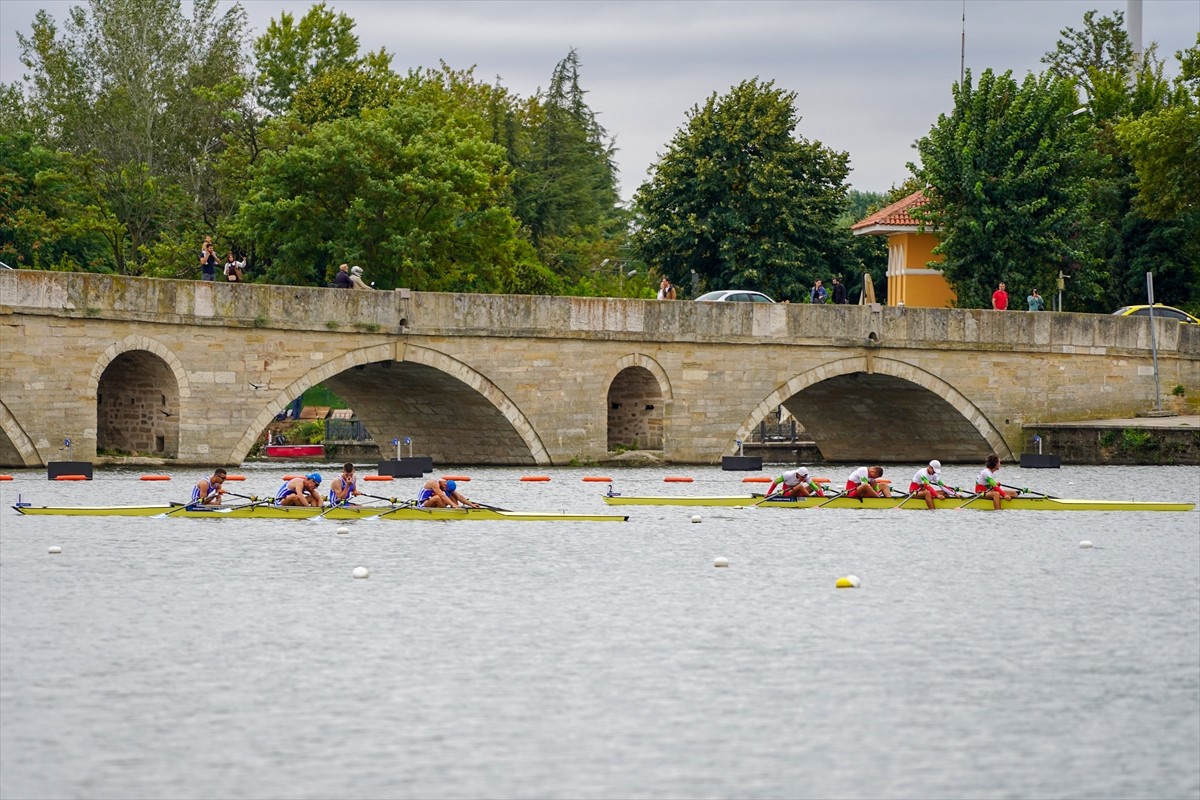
11,503,629,522
599,494,1195,512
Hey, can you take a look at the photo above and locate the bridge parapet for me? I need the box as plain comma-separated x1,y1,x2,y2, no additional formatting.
3,271,1196,357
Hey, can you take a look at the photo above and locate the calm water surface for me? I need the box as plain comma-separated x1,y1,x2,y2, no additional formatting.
2,464,1198,800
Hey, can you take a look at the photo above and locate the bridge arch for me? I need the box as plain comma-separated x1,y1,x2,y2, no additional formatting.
737,356,1013,463
87,337,189,458
0,400,40,467
605,353,674,451
231,343,552,465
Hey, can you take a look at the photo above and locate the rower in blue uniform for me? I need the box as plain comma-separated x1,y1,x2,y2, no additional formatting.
191,468,227,506
276,473,323,507
329,463,362,506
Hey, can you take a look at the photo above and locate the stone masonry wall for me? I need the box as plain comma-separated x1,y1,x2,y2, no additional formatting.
1,271,1197,467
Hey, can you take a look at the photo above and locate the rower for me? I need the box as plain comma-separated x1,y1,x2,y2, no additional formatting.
767,467,824,498
418,478,480,509
845,466,890,498
276,473,323,507
329,463,363,507
975,454,1019,510
908,460,956,509
191,468,227,506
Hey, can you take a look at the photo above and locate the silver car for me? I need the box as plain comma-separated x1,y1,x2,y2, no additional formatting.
695,290,775,303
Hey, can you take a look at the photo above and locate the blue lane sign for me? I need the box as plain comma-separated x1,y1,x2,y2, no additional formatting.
404,437,411,445
392,438,399,446
64,438,71,447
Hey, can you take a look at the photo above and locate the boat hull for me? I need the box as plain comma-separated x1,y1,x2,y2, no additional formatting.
264,444,324,458
600,494,1195,512
12,504,628,522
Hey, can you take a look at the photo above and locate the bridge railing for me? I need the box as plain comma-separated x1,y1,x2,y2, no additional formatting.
2,269,1197,356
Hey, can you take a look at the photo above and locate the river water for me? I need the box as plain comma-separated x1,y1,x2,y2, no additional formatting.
1,463,1198,800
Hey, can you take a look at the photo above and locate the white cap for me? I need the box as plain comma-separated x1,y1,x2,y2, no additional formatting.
929,460,941,470
796,466,809,476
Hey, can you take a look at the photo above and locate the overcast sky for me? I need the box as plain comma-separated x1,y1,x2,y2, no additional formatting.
2,1,1197,202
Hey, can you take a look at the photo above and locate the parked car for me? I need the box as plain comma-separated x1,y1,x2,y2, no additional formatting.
1112,305,1199,324
695,290,776,303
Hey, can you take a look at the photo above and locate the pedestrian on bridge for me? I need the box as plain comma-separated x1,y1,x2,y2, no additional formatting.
810,279,828,304
992,282,1009,310
1027,289,1045,311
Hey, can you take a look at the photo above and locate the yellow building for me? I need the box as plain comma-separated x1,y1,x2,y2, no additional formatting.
851,190,955,308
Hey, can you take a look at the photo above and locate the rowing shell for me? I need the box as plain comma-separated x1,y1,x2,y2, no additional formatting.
600,494,1195,512
11,503,629,522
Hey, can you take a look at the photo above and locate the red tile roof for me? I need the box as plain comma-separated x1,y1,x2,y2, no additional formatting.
851,190,930,232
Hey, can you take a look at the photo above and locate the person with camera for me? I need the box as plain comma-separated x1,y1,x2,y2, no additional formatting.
224,252,245,282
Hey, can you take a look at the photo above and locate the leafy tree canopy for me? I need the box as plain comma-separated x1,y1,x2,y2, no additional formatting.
911,69,1101,309
633,78,852,302
233,86,557,294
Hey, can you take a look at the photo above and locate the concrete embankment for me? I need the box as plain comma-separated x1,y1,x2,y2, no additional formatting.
1023,415,1199,466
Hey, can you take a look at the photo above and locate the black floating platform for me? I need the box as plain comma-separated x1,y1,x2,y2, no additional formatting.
377,457,433,478
721,455,763,471
48,461,94,479
1019,453,1061,469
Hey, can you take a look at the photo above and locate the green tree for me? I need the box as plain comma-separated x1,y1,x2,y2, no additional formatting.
519,50,627,286
14,0,249,274
253,2,390,116
633,78,852,302
233,91,556,294
1041,9,1135,101
0,131,122,271
910,69,1100,309
1116,36,1200,221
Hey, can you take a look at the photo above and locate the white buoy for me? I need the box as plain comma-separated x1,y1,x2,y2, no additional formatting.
714,556,729,568
835,575,861,589
1079,540,1094,549
352,566,369,579
336,527,350,535
48,545,62,555
691,514,702,523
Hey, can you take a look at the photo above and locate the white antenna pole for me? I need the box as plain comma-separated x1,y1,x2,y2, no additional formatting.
1128,0,1143,77
960,0,966,86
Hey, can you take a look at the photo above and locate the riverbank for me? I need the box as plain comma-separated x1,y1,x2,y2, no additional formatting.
1024,415,1199,466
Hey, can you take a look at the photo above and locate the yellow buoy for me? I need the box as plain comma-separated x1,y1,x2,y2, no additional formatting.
835,575,861,589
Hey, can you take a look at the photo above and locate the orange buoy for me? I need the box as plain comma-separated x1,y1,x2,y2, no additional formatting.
581,476,612,482
663,476,694,483
55,475,88,481
0,475,13,481
282,475,300,480
814,477,830,483
442,475,471,482
520,476,551,482
742,476,771,483
224,475,246,481
140,475,171,481
362,475,393,482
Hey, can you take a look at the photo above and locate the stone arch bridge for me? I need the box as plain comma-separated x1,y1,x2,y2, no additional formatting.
2,271,1196,467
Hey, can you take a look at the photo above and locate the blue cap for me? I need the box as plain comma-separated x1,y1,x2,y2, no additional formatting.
307,472,322,485
445,480,457,494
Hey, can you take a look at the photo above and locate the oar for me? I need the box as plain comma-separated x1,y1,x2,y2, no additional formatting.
473,501,511,512
753,491,788,506
152,501,200,518
360,492,400,504
308,501,347,521
223,490,261,502
951,491,981,510
813,490,848,509
1002,483,1054,499
890,490,918,511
